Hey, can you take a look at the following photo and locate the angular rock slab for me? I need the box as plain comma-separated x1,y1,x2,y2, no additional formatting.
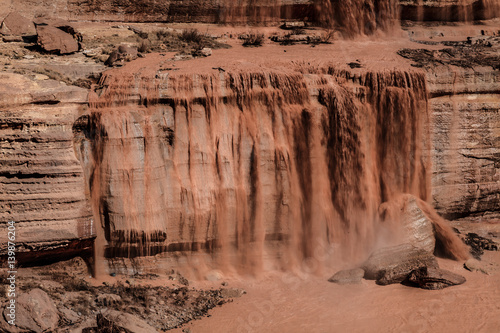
2,289,59,333
363,244,438,285
328,268,365,285
0,12,36,36
408,267,466,290
97,309,157,333
36,25,79,54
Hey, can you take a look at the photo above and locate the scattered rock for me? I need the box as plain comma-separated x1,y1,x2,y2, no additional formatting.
281,21,306,29
407,267,466,290
347,61,362,69
2,289,59,333
464,258,489,274
105,45,139,66
363,244,439,285
96,293,122,307
0,12,36,36
128,25,149,39
271,34,320,44
220,288,246,298
328,268,365,284
60,307,80,323
97,309,158,333
36,25,80,54
464,233,499,259
174,53,194,61
200,47,212,57
3,35,23,42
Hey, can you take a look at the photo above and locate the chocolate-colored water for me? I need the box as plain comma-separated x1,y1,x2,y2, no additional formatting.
221,0,399,35
73,2,472,276
76,60,466,276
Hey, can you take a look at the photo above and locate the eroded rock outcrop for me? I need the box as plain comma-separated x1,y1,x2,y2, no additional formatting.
400,0,500,21
0,73,94,263
362,244,439,285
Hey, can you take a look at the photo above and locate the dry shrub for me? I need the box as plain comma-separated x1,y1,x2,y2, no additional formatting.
320,30,335,44
180,29,204,45
242,33,265,47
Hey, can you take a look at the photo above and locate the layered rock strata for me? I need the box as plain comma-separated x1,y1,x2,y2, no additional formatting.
0,73,94,263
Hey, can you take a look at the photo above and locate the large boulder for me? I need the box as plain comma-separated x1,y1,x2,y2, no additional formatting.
379,194,436,253
0,12,36,36
408,267,466,290
97,309,157,333
105,45,138,66
1,289,59,333
34,17,83,42
328,268,365,285
362,244,439,285
36,25,79,54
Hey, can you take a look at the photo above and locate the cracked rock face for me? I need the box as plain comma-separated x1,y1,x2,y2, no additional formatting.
0,73,94,262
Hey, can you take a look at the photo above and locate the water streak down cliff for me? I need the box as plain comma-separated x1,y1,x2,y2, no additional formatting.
72,61,443,273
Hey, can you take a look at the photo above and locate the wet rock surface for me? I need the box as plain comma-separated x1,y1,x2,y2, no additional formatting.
363,244,439,285
328,268,365,285
464,233,499,259
379,194,436,253
407,267,466,290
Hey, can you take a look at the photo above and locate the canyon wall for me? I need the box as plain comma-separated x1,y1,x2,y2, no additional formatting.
427,66,500,220
0,73,95,263
400,0,500,21
1,0,498,24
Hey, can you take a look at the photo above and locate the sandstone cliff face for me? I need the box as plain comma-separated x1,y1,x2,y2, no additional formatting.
2,0,498,24
423,60,499,220
400,0,500,21
0,73,94,262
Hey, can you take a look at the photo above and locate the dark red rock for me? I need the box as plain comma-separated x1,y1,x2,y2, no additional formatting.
408,267,466,290
33,17,83,42
36,25,79,54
